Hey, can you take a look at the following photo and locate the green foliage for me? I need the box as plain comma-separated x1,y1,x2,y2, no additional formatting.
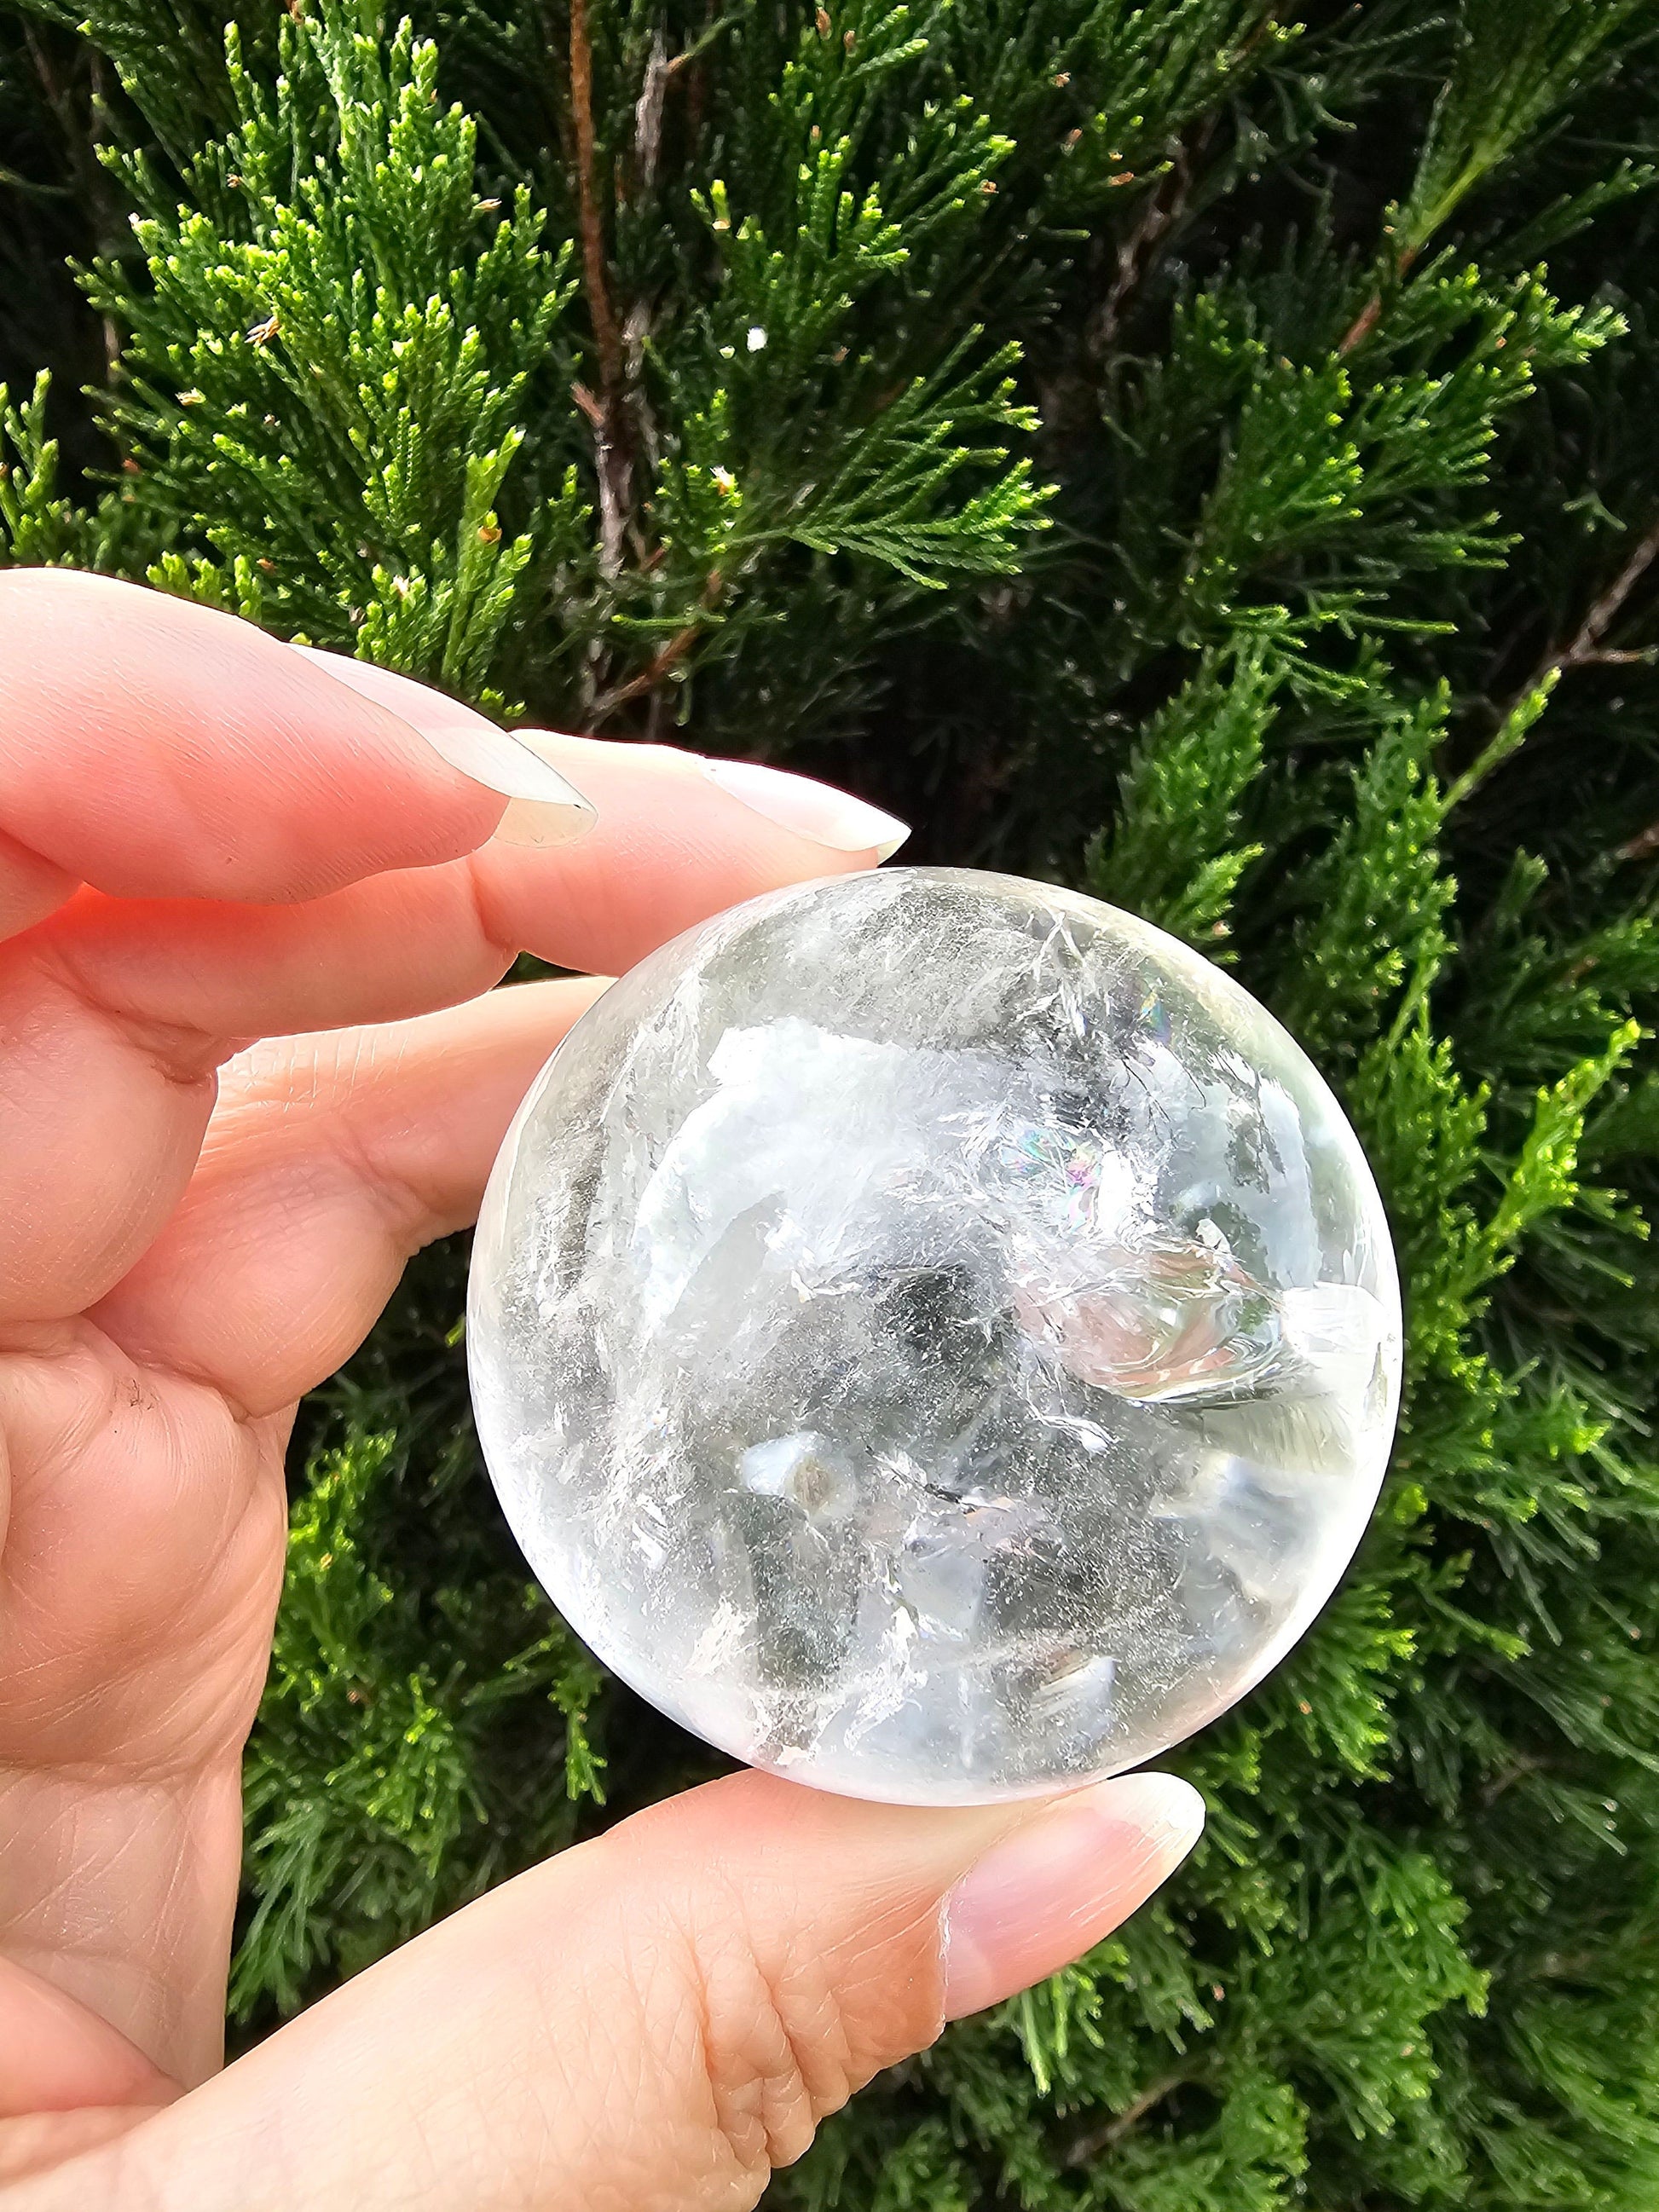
1084,647,1276,947
1402,0,1657,254
85,3,582,685
8,0,1659,2203
0,369,91,563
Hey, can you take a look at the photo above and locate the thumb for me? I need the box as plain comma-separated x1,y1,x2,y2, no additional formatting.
43,1768,1203,2212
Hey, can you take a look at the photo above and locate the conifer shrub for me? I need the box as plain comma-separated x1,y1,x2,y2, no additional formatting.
5,2,1659,2201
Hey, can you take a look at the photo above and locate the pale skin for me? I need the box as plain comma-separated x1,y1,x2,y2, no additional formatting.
0,569,1202,2209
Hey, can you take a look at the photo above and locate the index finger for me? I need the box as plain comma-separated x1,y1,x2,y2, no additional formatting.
0,573,909,1328
0,571,591,927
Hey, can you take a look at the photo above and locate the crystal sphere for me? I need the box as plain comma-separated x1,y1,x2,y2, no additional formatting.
468,868,1402,1805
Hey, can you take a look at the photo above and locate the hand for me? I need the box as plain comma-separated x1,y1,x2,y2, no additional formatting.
0,571,1203,2209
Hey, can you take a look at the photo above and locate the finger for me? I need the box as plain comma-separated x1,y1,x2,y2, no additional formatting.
0,568,571,1325
90,979,606,1415
477,731,910,979
0,1958,176,2123
0,2106,171,2193
33,736,908,1047
63,1770,1205,2212
0,580,905,1324
0,571,590,917
0,830,75,944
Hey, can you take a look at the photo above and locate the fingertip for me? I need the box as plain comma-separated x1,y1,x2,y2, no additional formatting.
698,756,911,859
938,1772,1205,2023
465,733,904,974
1113,1771,1207,1851
0,1956,181,2121
0,573,517,901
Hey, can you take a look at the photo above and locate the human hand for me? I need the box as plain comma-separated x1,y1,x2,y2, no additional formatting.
0,570,1203,2209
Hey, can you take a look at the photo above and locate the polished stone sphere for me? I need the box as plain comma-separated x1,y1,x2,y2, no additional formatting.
468,869,1402,1805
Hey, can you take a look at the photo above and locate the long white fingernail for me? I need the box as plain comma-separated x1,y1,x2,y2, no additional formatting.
701,756,910,859
491,731,602,847
290,645,597,817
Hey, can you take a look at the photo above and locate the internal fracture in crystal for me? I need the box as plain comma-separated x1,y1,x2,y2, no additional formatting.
468,868,1403,1805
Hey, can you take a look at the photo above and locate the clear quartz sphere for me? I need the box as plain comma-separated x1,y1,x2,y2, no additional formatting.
468,868,1402,1805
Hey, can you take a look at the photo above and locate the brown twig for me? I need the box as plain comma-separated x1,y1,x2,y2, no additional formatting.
1338,242,1419,358
1065,2073,1189,2168
88,55,123,382
1086,132,1205,361
591,622,702,719
1489,507,1659,749
1479,514,1659,727
569,0,638,583
633,26,671,198
22,18,71,140
1468,508,1659,831
1338,291,1382,356
590,569,724,723
1479,1753,1548,1810
1542,514,1659,690
569,0,623,405
1084,3,1280,361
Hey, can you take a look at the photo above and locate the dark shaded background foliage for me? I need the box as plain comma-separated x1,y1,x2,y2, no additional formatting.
8,0,1659,2201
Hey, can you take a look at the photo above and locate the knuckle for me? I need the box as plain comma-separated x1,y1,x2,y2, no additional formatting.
660,1889,855,2184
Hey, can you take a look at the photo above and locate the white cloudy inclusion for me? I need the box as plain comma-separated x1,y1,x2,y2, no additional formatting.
468,869,1402,1805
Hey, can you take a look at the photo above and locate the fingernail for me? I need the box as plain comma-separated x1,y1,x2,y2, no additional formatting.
939,1774,1205,2023
489,731,603,847
701,756,910,859
290,645,597,823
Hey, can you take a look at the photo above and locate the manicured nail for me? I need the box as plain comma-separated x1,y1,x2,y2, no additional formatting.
484,731,605,847
701,756,910,859
939,1774,1205,2023
290,645,597,827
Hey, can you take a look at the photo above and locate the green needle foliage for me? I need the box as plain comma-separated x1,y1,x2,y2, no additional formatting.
6,0,1659,2201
